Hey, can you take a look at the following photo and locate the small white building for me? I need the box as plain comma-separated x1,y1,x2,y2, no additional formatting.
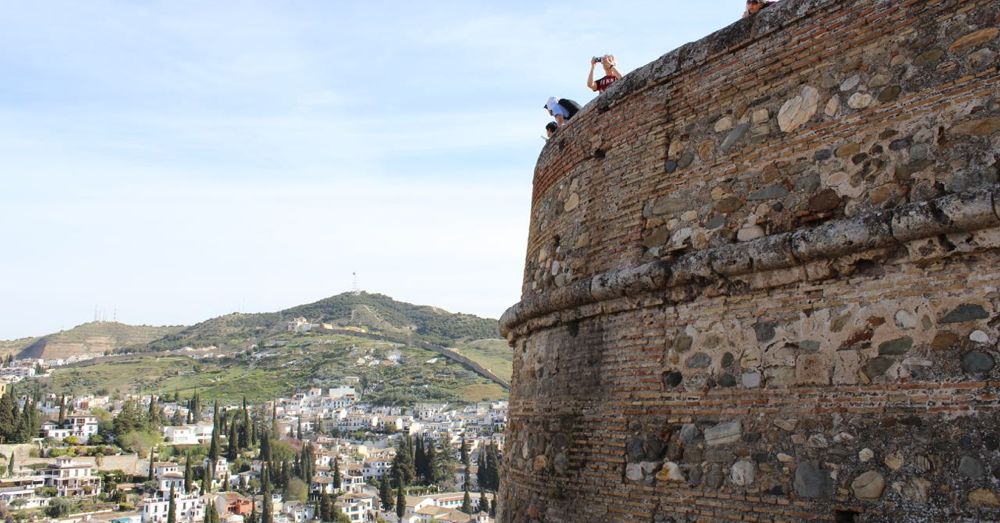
44,457,102,497
141,491,205,523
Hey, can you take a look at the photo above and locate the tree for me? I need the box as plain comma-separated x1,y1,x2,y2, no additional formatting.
461,478,472,513
184,453,192,493
167,485,176,523
261,464,274,523
332,458,341,491
0,389,18,443
479,489,488,514
394,482,405,519
378,475,393,512
490,498,497,518
148,395,163,428
460,434,469,467
227,420,239,461
209,427,220,463
247,500,259,523
300,444,315,484
7,453,13,477
57,395,67,425
296,417,302,440
148,447,156,481
319,491,334,522
285,477,308,502
270,402,278,440
391,435,415,487
205,459,215,494
204,503,219,523
46,498,75,518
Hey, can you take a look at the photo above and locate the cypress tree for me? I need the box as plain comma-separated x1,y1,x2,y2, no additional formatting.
240,416,251,451
148,447,156,481
7,453,14,477
183,453,192,493
166,485,176,523
486,444,501,491
204,503,218,523
423,439,437,485
270,402,277,439
394,481,405,519
475,447,486,491
260,434,272,463
461,484,472,514
460,433,469,467
0,390,18,442
413,438,425,484
209,426,220,463
205,459,214,494
296,417,302,440
333,458,341,490
479,488,488,513
320,492,333,522
248,500,258,523
57,395,66,425
261,463,273,523
148,395,160,428
490,498,497,518
227,420,239,461
378,475,392,511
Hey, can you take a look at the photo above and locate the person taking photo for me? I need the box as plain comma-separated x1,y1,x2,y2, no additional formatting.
587,55,622,93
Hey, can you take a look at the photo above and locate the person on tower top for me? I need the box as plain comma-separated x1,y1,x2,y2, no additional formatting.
587,54,622,93
743,0,777,18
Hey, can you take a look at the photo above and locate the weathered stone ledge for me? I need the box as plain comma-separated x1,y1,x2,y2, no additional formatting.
500,185,1000,337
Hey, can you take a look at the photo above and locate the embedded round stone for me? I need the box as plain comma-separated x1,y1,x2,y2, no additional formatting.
851,470,886,500
962,352,995,373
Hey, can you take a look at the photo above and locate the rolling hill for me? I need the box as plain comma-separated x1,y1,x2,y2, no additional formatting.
146,292,500,352
10,293,511,405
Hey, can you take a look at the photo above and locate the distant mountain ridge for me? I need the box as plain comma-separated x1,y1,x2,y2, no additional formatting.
147,291,500,352
8,293,511,404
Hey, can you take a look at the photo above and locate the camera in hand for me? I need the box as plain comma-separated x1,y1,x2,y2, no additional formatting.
593,56,605,64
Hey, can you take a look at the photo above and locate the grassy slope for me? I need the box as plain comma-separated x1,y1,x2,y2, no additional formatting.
452,339,513,382
44,333,507,405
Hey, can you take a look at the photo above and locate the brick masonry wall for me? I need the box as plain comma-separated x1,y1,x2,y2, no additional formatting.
501,0,1000,521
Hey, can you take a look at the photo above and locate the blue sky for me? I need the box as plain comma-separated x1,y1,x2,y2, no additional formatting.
0,1,750,339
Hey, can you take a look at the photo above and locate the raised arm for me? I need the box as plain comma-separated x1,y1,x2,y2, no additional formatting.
587,59,598,91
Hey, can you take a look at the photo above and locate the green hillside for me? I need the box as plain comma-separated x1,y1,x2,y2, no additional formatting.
452,339,513,382
44,333,507,404
147,292,499,352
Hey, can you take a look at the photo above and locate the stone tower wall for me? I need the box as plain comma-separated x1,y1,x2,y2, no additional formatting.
500,0,1000,521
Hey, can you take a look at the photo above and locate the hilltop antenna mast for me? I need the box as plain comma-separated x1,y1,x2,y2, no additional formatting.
352,272,360,295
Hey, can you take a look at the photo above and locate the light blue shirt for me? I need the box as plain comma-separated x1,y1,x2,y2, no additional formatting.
546,99,570,119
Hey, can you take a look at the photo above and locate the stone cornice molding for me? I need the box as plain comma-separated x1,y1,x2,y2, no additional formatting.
501,185,1000,337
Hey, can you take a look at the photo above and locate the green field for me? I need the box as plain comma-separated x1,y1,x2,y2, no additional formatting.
453,339,513,382
44,333,508,405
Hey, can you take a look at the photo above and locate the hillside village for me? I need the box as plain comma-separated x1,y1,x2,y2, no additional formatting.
0,382,505,523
